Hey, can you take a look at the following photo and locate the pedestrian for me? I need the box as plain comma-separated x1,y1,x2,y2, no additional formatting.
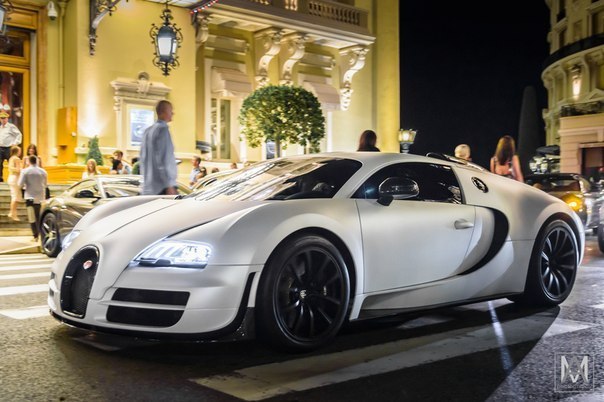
0,111,22,182
230,162,238,170
211,167,219,174
113,150,132,174
7,145,22,221
357,130,380,152
109,159,124,174
131,157,140,175
18,155,47,241
82,158,100,179
140,100,178,195
189,156,202,187
23,144,43,168
454,144,471,161
490,135,524,182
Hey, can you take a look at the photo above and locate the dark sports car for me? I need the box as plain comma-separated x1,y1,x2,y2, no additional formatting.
39,175,190,257
525,173,603,231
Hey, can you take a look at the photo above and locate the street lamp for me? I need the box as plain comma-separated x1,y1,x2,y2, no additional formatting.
150,2,183,76
398,129,417,154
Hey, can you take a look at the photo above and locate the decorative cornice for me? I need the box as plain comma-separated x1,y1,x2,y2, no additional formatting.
339,45,369,111
110,72,171,112
194,12,210,49
254,28,284,87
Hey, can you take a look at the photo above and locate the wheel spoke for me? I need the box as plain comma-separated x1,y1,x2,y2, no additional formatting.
558,263,575,272
293,303,306,333
541,251,550,263
307,304,316,337
554,269,569,292
283,299,300,312
552,272,561,296
313,294,342,306
547,273,554,293
545,237,553,255
541,266,550,279
324,271,342,287
558,249,575,260
315,305,333,325
287,262,305,286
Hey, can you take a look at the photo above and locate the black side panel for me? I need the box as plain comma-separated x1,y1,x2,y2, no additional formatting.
459,208,509,275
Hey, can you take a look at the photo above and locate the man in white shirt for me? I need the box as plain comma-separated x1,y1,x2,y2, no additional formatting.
140,100,178,195
0,111,22,182
18,155,47,241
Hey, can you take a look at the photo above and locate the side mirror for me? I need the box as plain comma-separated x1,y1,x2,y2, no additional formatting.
76,189,98,199
377,177,419,206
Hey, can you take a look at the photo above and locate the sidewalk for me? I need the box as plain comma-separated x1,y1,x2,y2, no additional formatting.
0,236,41,255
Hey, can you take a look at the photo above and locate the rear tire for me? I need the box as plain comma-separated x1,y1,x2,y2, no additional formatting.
255,234,350,352
511,220,578,306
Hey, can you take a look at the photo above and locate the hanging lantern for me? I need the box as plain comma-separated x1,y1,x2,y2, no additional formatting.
150,2,183,76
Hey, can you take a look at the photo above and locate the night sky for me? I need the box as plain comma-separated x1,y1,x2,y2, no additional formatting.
400,1,550,169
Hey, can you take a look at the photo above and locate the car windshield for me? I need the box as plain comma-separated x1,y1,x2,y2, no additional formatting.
101,178,142,198
185,157,362,201
526,177,580,192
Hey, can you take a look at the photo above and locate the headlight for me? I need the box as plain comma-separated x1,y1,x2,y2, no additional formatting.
62,230,81,250
132,240,212,269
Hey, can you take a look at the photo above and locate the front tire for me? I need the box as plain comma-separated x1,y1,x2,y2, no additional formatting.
598,224,604,253
256,235,350,352
40,213,61,257
512,219,578,306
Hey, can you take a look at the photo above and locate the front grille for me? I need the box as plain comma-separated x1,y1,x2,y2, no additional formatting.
60,246,99,318
106,306,183,327
112,288,189,306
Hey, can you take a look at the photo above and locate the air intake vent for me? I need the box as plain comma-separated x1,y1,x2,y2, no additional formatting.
60,246,99,318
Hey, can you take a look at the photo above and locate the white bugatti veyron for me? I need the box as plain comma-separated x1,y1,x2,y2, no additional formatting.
49,152,584,351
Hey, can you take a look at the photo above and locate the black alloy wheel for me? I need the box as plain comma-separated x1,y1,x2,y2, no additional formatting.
40,213,61,257
598,224,604,253
514,220,578,306
256,235,350,352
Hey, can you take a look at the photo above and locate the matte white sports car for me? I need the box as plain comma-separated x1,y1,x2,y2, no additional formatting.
49,152,584,351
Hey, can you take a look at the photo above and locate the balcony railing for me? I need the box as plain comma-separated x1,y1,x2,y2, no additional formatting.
230,0,368,30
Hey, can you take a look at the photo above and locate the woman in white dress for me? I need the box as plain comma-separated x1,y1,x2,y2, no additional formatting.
7,145,22,221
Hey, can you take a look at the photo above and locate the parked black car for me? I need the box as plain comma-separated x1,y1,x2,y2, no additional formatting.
39,175,190,257
525,173,603,233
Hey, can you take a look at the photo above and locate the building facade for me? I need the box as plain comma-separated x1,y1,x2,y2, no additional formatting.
1,0,399,181
543,0,604,177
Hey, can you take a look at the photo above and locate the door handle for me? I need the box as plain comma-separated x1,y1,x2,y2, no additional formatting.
454,219,474,229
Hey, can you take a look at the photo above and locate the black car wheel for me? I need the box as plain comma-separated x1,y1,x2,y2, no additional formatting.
256,235,350,352
40,213,61,257
598,224,604,253
512,220,578,306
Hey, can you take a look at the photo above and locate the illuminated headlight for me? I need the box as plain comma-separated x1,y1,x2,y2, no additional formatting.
133,240,212,269
62,230,81,250
562,194,583,212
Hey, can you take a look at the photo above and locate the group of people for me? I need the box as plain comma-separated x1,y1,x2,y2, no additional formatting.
357,129,524,182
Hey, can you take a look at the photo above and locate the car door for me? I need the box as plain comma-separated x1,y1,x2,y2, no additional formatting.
354,162,477,293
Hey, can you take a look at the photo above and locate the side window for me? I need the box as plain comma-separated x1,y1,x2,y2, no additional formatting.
68,181,101,198
353,162,462,204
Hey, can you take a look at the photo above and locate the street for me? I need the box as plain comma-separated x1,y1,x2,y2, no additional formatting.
1,238,603,401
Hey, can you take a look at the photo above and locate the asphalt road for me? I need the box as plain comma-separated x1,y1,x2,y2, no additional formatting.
1,238,603,401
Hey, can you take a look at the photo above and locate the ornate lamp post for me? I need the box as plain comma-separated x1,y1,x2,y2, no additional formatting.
398,129,417,154
150,2,183,76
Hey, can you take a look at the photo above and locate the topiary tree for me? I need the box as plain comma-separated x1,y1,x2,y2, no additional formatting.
86,136,103,166
239,85,325,157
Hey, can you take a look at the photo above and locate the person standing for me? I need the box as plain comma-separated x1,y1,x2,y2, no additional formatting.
18,155,47,241
113,150,132,174
356,130,380,152
7,145,22,221
82,158,100,179
189,156,202,187
140,100,178,195
490,135,524,182
0,111,22,182
23,144,43,168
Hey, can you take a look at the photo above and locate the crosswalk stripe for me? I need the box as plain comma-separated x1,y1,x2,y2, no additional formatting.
0,272,50,280
0,284,49,296
191,315,591,401
0,305,49,319
0,264,53,272
0,255,50,262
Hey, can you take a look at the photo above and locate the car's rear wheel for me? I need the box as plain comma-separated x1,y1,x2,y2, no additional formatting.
40,213,61,257
256,235,350,352
598,224,604,253
511,219,578,306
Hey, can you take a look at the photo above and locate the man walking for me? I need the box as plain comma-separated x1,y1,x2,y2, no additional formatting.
0,111,22,182
18,155,47,241
140,100,178,195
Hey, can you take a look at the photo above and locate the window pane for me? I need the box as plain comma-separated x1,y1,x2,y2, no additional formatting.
0,71,23,132
0,34,24,57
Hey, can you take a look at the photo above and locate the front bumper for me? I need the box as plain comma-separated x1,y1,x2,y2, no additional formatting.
49,254,261,341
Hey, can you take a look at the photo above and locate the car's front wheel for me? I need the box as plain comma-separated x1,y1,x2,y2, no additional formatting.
598,224,604,253
256,234,350,352
512,219,579,306
40,213,61,257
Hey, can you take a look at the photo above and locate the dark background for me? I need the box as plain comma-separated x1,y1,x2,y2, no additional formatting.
400,1,551,169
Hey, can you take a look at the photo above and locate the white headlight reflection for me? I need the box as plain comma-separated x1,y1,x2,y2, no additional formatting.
62,230,81,250
133,240,212,269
